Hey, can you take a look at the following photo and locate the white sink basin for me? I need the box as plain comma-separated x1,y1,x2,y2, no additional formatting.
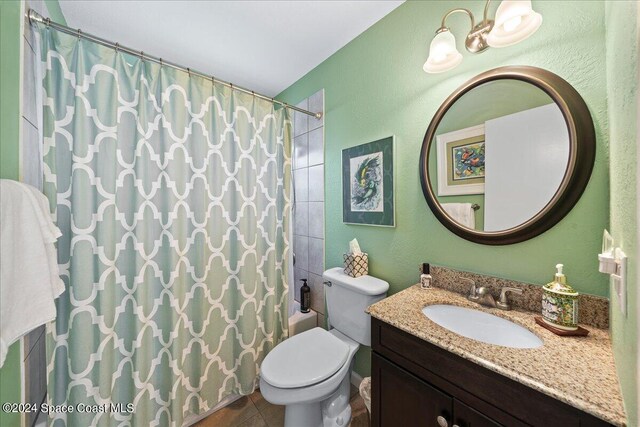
422,304,543,349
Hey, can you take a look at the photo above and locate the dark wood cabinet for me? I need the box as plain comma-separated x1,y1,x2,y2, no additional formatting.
373,353,452,426
371,318,612,427
453,400,501,427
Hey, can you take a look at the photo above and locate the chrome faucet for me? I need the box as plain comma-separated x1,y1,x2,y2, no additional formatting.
466,279,523,310
470,285,497,308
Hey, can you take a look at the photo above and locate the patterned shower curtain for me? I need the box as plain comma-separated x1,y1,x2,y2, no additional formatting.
37,24,291,427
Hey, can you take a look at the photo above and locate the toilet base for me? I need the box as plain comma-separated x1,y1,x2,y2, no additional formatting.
282,361,354,427
321,366,352,427
283,394,352,427
284,402,323,427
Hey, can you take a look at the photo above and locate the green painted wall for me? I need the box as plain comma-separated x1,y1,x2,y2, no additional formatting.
278,1,611,378
606,1,638,425
1,0,22,181
0,1,25,426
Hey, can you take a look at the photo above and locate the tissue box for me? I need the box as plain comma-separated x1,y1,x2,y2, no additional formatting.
343,253,368,278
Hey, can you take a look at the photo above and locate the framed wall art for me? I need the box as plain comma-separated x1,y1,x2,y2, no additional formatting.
342,136,395,227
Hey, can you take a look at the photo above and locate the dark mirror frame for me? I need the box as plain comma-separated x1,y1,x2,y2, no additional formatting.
419,66,595,245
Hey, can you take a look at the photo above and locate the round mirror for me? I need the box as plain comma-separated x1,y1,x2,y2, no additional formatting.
419,66,595,245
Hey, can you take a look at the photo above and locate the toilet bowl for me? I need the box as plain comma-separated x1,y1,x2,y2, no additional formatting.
260,268,389,427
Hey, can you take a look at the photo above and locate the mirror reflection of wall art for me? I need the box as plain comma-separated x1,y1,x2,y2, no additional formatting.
342,136,395,226
436,124,486,196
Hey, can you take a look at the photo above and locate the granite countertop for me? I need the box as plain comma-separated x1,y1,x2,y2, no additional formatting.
367,285,626,426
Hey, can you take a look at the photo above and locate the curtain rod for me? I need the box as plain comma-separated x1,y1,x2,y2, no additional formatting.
27,9,323,119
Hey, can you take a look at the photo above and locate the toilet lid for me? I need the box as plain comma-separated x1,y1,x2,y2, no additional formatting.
261,327,350,389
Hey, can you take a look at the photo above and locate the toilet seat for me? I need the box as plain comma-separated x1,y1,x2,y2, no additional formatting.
261,327,349,389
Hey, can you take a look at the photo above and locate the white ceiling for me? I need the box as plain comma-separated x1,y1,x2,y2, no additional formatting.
58,1,404,97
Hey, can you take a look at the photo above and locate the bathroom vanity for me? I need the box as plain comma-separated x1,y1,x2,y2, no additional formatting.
368,282,625,427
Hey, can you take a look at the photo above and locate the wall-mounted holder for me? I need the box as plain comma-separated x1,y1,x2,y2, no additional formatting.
598,230,628,315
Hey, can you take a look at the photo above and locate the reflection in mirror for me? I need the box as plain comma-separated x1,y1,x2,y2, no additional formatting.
427,80,570,232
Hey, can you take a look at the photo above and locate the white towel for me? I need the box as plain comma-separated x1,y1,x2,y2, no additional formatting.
0,180,64,367
442,203,476,229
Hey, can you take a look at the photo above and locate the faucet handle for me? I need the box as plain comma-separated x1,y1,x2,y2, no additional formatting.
461,278,477,300
497,287,523,310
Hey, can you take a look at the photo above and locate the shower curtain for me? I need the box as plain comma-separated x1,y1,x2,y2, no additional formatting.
37,25,291,427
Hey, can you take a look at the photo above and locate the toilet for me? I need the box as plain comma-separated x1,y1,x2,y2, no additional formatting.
260,267,389,427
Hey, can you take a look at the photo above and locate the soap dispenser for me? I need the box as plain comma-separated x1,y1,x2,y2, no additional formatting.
541,264,579,330
300,279,311,313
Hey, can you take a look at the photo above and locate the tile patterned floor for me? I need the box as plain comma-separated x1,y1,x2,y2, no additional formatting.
195,385,369,427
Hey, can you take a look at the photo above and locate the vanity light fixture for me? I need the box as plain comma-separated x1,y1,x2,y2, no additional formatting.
423,0,543,74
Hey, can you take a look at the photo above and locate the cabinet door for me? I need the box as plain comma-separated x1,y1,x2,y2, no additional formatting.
372,353,453,427
453,399,502,427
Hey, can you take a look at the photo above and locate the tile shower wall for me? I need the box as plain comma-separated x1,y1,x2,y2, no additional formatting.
293,90,325,328
22,1,48,425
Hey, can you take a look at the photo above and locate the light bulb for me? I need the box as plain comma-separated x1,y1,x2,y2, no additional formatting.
503,15,522,33
423,29,463,74
487,0,543,48
432,52,446,63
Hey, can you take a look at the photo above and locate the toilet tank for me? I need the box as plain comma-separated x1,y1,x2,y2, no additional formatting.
322,267,389,346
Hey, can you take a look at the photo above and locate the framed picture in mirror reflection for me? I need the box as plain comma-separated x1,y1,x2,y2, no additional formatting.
436,124,486,196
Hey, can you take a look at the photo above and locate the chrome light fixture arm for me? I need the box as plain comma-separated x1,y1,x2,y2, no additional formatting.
438,3,494,54
482,0,494,25
438,8,475,32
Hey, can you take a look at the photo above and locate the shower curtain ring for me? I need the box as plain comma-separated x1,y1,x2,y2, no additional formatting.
140,51,144,61
115,42,120,52
187,68,191,76
77,28,82,39
159,57,163,66
45,17,50,27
